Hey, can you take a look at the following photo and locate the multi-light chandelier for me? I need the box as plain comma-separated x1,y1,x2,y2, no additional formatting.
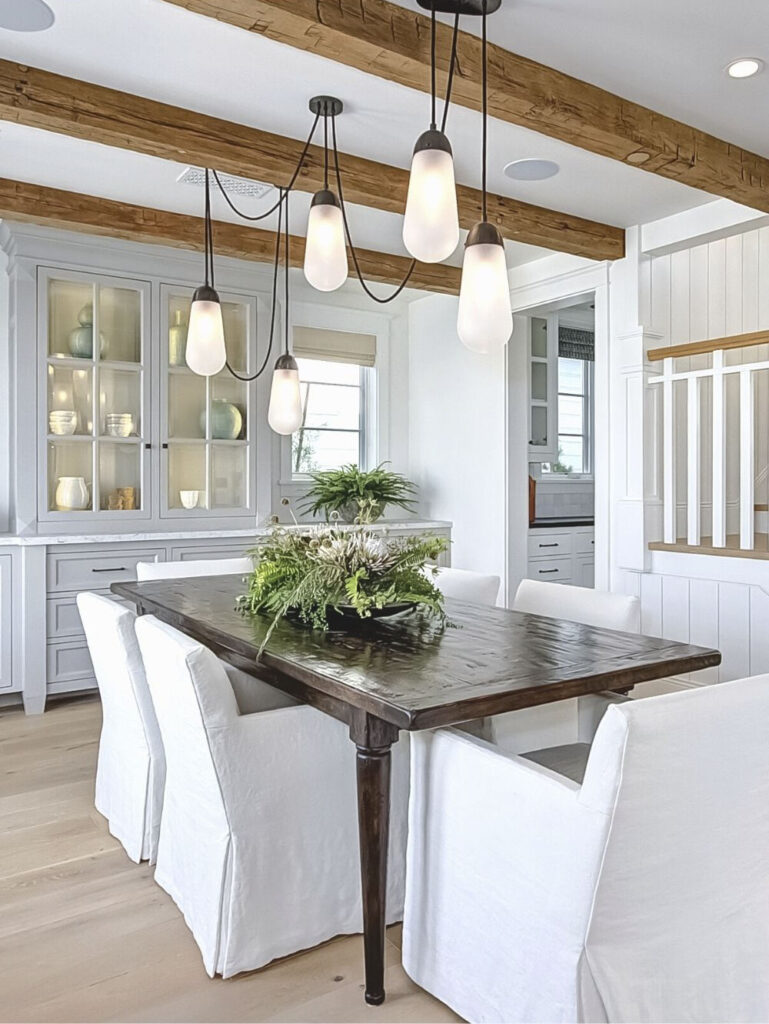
185,0,513,432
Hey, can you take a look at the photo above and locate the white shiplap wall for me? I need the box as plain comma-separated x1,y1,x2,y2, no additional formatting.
632,229,769,689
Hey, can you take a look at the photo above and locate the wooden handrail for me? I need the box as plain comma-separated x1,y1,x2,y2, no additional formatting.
647,329,769,363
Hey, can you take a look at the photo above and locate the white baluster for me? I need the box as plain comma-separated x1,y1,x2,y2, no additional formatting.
712,351,726,548
740,368,755,550
687,374,700,545
663,357,676,544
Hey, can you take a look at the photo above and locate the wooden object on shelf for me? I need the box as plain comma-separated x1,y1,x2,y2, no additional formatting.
647,329,769,362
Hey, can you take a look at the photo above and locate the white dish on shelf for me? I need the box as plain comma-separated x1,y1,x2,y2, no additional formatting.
105,414,135,438
180,490,200,509
49,411,77,436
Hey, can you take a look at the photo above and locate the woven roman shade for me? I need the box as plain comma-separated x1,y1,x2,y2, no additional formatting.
558,326,594,362
293,326,377,367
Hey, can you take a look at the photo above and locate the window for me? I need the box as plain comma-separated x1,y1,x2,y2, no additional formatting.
292,357,367,475
543,356,593,476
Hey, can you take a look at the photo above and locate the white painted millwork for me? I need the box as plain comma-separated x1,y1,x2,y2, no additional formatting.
527,525,594,588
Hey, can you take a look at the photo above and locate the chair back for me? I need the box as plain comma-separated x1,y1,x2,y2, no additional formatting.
514,579,640,632
434,567,500,606
77,592,163,763
580,676,769,1022
136,557,251,581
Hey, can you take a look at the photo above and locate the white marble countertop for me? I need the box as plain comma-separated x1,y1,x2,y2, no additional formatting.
0,520,452,547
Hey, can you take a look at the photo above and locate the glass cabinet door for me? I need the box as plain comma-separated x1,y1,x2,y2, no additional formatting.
160,286,256,518
528,314,557,461
41,270,151,521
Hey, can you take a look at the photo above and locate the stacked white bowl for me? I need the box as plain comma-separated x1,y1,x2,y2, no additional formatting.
49,410,78,436
105,413,135,438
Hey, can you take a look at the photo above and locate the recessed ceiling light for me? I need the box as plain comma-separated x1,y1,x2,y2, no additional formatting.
726,58,763,79
0,0,54,31
503,158,559,182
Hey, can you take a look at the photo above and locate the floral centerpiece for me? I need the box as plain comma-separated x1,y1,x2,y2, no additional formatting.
300,463,417,523
237,525,448,652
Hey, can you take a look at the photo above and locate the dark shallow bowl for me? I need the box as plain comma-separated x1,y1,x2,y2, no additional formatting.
330,602,416,621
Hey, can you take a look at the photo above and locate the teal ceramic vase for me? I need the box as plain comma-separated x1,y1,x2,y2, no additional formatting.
68,304,106,358
201,400,243,440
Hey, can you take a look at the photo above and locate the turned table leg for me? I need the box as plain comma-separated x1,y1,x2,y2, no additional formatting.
351,712,399,1006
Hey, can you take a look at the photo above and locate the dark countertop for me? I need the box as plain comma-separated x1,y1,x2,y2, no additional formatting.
530,517,595,529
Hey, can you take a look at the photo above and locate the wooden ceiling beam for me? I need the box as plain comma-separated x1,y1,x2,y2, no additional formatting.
164,0,769,213
0,59,624,261
0,178,461,294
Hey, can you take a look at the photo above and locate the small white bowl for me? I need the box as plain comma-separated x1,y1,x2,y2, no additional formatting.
49,411,77,436
180,490,199,509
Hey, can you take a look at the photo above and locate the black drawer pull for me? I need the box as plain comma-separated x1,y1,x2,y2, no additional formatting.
538,542,559,548
539,568,559,575
92,567,127,573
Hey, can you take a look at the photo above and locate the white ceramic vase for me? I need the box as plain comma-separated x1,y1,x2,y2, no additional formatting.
55,476,89,511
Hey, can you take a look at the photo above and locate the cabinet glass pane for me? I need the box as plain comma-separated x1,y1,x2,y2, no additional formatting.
48,441,93,512
99,443,142,511
531,317,548,358
210,378,247,440
168,443,207,510
48,365,93,436
558,394,583,434
99,286,142,364
531,406,548,447
99,368,141,438
168,294,191,367
211,444,247,509
531,361,548,402
169,372,206,439
222,301,248,373
48,279,97,359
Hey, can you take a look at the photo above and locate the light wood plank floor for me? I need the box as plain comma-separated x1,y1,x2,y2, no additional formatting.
0,696,461,1024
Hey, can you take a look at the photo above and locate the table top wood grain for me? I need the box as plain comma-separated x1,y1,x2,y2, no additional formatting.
113,575,721,730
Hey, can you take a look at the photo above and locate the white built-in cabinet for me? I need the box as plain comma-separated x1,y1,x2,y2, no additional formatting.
527,525,594,588
527,314,558,462
0,550,12,691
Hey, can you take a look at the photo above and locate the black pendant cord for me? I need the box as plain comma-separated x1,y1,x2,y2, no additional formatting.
481,0,488,222
224,188,285,382
323,112,330,189
211,111,321,223
440,11,461,134
203,168,214,286
284,189,291,355
430,0,437,129
330,115,416,303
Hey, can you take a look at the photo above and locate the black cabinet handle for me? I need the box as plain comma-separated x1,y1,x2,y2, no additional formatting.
538,542,559,548
92,567,127,573
538,568,559,575
162,442,169,450
144,443,151,450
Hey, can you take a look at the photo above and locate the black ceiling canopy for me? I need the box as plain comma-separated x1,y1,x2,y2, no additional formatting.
416,0,502,14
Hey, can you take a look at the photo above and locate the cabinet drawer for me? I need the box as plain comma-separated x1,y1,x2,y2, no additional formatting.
527,557,572,583
168,544,254,563
575,532,595,554
47,640,95,686
47,547,165,593
47,593,132,640
528,533,573,558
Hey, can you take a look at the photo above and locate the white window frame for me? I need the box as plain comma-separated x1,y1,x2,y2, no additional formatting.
545,353,594,480
276,301,391,509
290,361,370,479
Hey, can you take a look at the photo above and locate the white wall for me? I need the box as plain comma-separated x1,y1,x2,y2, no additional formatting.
408,292,507,590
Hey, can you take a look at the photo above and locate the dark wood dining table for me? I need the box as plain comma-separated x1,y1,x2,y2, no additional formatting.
113,575,720,1005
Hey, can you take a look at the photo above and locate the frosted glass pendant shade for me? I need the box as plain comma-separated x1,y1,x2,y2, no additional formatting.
457,222,513,354
403,129,459,263
268,354,303,435
304,190,348,291
185,286,226,376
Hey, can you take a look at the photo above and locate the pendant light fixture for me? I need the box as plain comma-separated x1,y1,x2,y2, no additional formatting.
185,169,227,376
403,1,460,263
268,191,304,435
304,97,348,292
457,0,513,354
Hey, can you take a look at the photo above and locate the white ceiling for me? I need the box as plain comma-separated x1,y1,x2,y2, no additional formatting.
0,0,745,275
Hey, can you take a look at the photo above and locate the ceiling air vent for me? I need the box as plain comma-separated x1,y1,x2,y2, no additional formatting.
176,166,274,200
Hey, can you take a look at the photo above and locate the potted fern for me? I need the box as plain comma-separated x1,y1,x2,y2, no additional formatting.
238,526,449,653
300,463,417,523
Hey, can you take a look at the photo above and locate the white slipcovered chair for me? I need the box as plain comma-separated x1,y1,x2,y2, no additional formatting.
433,566,500,606
76,592,165,863
404,676,769,1023
513,578,640,632
135,614,408,978
136,556,289,715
